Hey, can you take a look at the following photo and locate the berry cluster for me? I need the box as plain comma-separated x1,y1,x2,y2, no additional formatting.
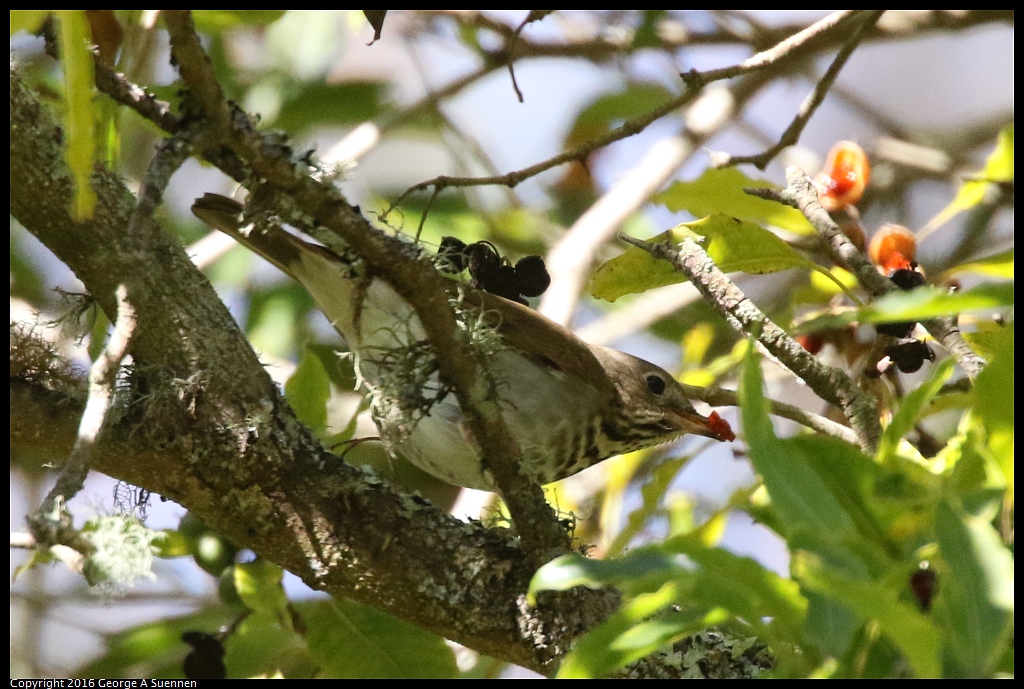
807,142,936,375
437,236,551,305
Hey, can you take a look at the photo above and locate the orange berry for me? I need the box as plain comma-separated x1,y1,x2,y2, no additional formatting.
816,141,871,212
869,223,917,274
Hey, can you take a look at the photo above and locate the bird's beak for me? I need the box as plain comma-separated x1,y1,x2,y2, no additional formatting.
670,407,735,442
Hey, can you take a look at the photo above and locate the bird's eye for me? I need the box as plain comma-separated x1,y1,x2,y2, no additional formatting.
645,374,666,395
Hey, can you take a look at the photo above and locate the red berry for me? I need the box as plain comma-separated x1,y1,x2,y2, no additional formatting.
707,411,735,442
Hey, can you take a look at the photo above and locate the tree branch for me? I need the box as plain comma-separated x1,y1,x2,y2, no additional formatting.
717,11,885,169
620,235,881,453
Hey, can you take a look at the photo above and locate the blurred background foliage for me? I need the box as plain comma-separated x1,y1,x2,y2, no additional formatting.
10,10,1013,678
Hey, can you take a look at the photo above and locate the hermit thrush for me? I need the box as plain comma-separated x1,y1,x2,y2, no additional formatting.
192,194,729,490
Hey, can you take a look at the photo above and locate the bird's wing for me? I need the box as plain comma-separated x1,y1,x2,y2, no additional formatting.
461,289,617,401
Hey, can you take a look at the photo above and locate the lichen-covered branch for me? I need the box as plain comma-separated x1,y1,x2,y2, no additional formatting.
622,235,881,452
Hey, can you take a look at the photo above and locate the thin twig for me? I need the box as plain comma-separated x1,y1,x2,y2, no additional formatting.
719,11,885,169
385,88,703,211
679,10,864,87
11,532,87,573
130,129,198,234
681,383,861,447
503,11,553,103
31,282,135,549
162,11,231,136
94,62,179,132
386,11,872,213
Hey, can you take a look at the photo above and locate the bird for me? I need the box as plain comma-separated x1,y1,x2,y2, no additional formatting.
192,193,731,491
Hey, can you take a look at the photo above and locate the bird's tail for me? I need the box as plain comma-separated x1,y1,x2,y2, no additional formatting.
191,193,347,283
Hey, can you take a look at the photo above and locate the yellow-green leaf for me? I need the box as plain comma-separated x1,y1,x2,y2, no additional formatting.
921,125,1014,236
192,10,287,33
285,346,330,433
57,10,98,219
590,229,681,301
654,168,814,234
10,10,51,35
859,282,1014,323
940,248,1014,281
592,215,820,301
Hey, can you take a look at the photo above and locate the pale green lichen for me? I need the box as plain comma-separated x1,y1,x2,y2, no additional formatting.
80,513,161,594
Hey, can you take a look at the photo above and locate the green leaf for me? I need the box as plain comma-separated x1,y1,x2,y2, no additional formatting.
802,590,859,658
78,608,237,679
227,611,310,677
654,168,814,234
921,125,1014,235
859,282,1014,323
529,550,686,600
274,82,388,133
941,248,1014,280
933,501,1014,677
556,582,692,678
568,84,674,143
942,420,1007,521
668,537,808,639
307,342,358,391
77,599,454,679
285,346,331,433
793,552,942,678
552,540,809,678
592,215,826,301
786,435,896,552
790,307,859,335
248,287,305,358
192,10,287,32
878,357,955,464
305,599,457,678
972,324,1014,476
739,346,857,539
235,560,289,619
